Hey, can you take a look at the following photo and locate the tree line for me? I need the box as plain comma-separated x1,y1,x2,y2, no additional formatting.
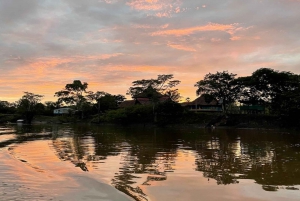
0,67,299,126
195,68,300,115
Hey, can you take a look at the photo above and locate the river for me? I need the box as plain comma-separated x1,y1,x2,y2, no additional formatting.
0,123,300,201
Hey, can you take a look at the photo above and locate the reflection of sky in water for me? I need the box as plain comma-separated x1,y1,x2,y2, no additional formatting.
1,124,300,201
48,125,300,200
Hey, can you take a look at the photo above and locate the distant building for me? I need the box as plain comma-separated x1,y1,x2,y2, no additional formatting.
119,87,170,108
181,95,223,112
239,100,266,114
53,108,75,115
119,100,136,108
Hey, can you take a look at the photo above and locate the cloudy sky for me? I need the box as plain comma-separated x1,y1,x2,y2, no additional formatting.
1,0,300,102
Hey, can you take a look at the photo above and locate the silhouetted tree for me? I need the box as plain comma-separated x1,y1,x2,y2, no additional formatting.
0,101,16,114
127,74,181,123
195,71,239,113
87,91,126,122
114,94,126,105
16,92,44,123
55,80,88,109
86,91,108,122
236,68,300,115
127,74,181,102
55,80,88,118
164,89,181,102
251,68,294,103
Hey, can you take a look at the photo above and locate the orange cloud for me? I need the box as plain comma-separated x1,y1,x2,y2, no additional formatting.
126,0,182,17
230,35,260,41
230,36,241,41
127,0,164,11
167,43,196,52
108,65,169,72
151,23,239,36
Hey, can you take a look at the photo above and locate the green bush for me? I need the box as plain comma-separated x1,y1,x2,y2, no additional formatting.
101,105,153,124
156,101,184,126
101,102,185,126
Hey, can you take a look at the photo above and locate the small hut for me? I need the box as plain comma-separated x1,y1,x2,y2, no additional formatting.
182,95,222,112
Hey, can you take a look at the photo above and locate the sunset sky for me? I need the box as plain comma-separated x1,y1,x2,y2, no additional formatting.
1,0,300,103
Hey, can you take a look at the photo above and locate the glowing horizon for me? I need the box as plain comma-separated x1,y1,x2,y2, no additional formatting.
1,0,300,103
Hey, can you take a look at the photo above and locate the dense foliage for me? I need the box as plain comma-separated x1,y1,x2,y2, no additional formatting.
195,68,300,126
1,69,299,127
100,100,184,126
194,71,239,112
127,74,181,102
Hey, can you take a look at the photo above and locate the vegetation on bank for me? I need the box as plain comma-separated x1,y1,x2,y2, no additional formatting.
1,67,300,128
0,110,287,131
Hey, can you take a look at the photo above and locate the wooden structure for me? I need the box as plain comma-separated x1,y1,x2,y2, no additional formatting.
119,88,170,108
182,95,223,112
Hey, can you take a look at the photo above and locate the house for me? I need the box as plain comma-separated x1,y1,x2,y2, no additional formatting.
182,95,223,112
119,100,136,108
239,100,266,114
134,87,170,105
53,108,75,115
119,87,170,108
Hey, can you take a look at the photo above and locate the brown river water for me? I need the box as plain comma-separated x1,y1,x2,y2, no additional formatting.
0,124,300,201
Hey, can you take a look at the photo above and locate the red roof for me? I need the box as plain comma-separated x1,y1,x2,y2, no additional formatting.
119,100,136,108
136,98,152,105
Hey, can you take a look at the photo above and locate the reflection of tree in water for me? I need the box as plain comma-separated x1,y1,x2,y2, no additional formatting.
0,125,52,148
246,144,300,187
50,125,300,196
51,125,126,172
194,130,300,190
50,124,163,200
195,136,239,185
112,129,177,201
52,127,89,171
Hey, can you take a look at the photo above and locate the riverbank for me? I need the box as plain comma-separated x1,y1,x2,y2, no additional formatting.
1,113,296,130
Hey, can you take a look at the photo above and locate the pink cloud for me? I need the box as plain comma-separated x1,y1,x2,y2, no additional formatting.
151,23,240,36
127,0,164,11
126,0,182,17
167,43,196,52
108,65,169,72
230,35,260,41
